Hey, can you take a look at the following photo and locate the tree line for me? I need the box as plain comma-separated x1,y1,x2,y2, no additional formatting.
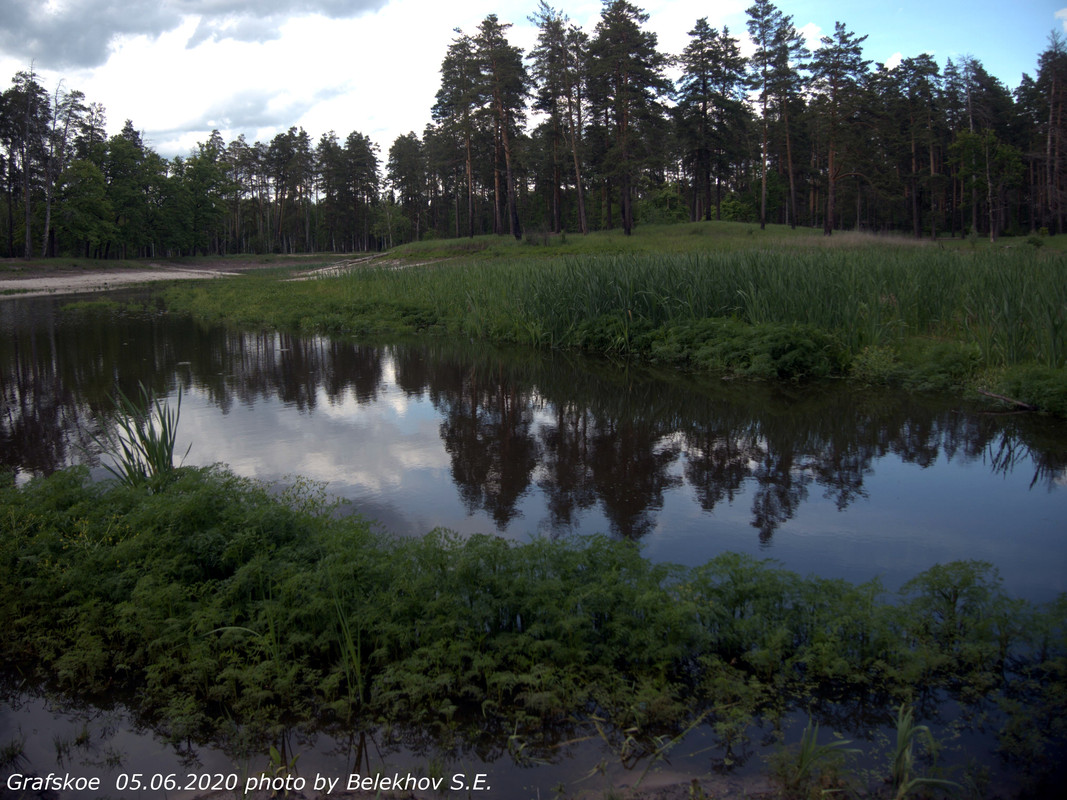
2,0,1065,259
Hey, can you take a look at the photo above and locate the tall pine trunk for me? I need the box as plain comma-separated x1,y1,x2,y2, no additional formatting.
784,104,798,229
824,143,836,236
566,88,588,234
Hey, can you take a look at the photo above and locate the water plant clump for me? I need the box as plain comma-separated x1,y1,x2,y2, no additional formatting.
91,382,190,490
767,719,859,799
888,703,959,800
1,465,1065,792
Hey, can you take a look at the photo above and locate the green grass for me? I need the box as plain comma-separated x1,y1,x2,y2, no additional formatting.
393,220,1067,260
393,219,824,259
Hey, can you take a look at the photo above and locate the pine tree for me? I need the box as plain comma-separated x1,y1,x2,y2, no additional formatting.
530,1,583,233
388,132,426,242
811,22,870,235
474,15,526,240
1034,35,1067,232
676,18,747,221
747,0,808,229
587,0,670,235
433,31,481,238
42,84,87,256
5,70,50,257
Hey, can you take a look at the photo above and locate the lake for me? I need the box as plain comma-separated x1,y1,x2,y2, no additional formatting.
2,292,1066,796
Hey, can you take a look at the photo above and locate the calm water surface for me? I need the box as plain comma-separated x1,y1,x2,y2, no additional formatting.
4,294,1064,599
2,293,1066,796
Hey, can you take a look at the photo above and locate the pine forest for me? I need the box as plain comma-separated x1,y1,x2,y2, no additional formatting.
0,0,1063,259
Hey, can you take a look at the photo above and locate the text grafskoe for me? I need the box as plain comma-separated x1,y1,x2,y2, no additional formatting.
6,774,101,792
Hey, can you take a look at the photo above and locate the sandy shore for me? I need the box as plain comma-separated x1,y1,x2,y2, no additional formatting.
0,254,450,300
0,259,259,299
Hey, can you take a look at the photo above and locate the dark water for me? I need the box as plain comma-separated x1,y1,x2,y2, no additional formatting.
3,294,1065,599
2,294,1066,796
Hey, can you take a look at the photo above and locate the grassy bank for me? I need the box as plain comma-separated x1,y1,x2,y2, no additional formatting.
162,222,1067,414
2,465,1065,791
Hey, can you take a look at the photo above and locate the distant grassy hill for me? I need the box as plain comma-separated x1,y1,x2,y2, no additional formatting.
388,220,1067,258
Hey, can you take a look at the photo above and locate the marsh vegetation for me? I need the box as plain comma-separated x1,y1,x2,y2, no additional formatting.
163,224,1067,415
2,461,1065,796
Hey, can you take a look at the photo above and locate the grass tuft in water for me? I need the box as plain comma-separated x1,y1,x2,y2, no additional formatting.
890,703,960,799
768,719,859,799
92,382,190,490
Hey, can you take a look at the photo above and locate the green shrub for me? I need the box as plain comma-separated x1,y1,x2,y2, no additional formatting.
899,341,982,392
996,364,1067,416
850,345,902,385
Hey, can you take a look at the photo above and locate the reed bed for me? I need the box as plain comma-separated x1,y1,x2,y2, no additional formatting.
162,239,1067,409
321,246,1066,368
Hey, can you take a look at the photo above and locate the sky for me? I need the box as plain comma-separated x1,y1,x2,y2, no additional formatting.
0,0,1062,160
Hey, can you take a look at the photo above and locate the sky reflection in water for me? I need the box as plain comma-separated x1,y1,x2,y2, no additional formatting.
2,296,1065,601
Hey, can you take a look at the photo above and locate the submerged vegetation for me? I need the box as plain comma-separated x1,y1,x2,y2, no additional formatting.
163,223,1067,414
2,461,1065,792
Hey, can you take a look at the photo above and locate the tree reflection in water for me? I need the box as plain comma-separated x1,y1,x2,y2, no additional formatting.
2,295,1065,552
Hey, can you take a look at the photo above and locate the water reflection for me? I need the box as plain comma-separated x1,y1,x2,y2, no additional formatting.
2,295,1066,596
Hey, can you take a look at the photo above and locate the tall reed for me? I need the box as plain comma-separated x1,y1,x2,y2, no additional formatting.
164,243,1067,378
93,382,189,489
324,247,1065,367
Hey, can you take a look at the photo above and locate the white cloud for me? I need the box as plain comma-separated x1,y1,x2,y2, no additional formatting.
885,51,904,70
642,0,747,57
797,22,823,50
1057,7,1067,31
0,0,389,68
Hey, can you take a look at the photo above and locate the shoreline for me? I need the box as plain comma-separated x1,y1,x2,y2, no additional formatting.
0,265,239,299
0,255,351,300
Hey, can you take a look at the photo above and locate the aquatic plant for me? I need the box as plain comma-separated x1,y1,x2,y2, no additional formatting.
93,382,189,489
0,734,26,771
769,719,858,799
889,703,959,799
1,464,1064,784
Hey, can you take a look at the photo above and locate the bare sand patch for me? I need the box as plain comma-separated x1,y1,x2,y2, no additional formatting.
0,264,242,299
0,255,351,300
